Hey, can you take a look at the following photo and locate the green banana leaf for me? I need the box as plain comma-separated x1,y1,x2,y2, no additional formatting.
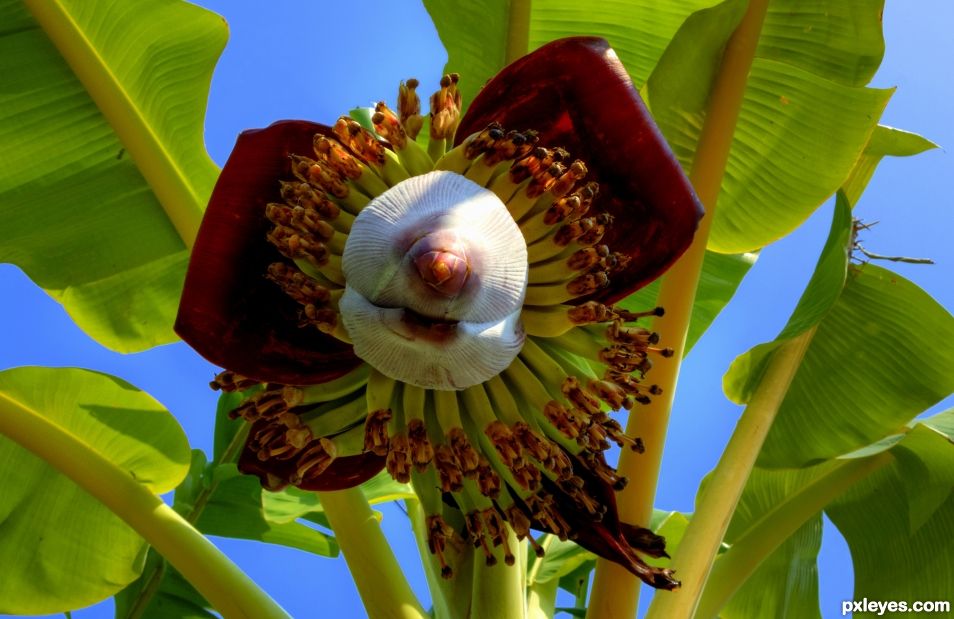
0,366,191,614
644,511,693,572
723,195,853,405
261,471,417,531
743,261,954,468
842,125,938,206
699,165,951,614
709,411,954,618
827,419,954,617
185,463,339,557
114,549,216,619
0,0,225,352
424,0,722,110
757,0,885,87
643,0,891,253
527,536,596,586
715,467,825,619
723,189,954,468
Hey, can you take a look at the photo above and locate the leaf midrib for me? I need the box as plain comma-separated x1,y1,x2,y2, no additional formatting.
22,0,205,248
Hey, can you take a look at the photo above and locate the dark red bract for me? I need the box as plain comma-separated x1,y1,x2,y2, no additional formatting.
238,420,385,491
458,37,703,303
177,121,362,386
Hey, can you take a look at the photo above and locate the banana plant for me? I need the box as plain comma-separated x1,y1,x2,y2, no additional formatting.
1,1,951,618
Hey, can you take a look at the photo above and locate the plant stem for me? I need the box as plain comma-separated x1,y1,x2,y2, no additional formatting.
695,452,892,618
470,6,532,614
186,423,251,525
0,394,289,619
126,422,251,618
505,0,531,64
123,560,166,619
471,524,526,619
587,1,769,616
407,500,475,619
318,488,428,619
645,328,815,619
23,0,205,248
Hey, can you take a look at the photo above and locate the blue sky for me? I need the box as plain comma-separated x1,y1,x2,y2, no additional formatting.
3,1,952,618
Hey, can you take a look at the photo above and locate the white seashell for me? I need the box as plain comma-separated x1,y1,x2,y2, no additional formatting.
339,286,525,390
342,171,528,324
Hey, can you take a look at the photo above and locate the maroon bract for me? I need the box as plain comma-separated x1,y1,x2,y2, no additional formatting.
458,37,703,302
176,36,702,589
178,122,362,386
